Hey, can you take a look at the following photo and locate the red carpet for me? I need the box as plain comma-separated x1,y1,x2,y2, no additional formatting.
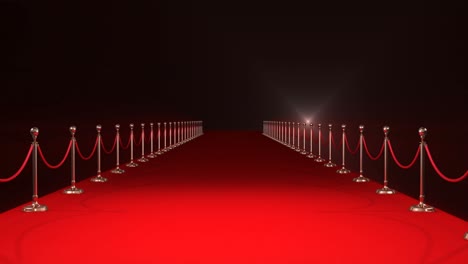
0,131,466,264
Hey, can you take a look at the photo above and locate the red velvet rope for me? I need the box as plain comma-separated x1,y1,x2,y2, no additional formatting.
38,140,73,169
0,144,33,183
387,140,420,169
330,132,338,149
344,134,360,155
362,136,385,160
425,144,468,183
135,131,143,147
101,135,117,154
119,134,131,150
75,137,99,160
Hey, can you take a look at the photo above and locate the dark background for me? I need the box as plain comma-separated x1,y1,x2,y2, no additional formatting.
0,0,466,219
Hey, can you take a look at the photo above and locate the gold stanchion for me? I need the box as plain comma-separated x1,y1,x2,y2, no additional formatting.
353,125,369,182
111,124,125,174
315,124,325,162
138,123,149,162
163,122,168,152
324,124,336,167
91,125,107,182
23,127,48,212
64,126,84,194
147,123,156,158
301,123,307,154
168,122,173,150
291,122,296,149
376,126,395,194
156,123,163,155
307,123,316,158
126,123,138,167
409,127,435,212
295,122,301,152
337,124,350,174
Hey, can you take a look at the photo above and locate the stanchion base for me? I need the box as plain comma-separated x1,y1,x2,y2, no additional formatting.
138,157,149,162
90,175,108,182
295,148,301,152
353,176,370,182
156,151,163,155
464,232,468,240
64,186,84,194
307,153,316,159
314,157,326,162
337,167,351,174
111,167,125,174
376,186,396,195
290,145,296,150
126,161,139,167
147,153,156,158
23,202,48,212
300,151,307,155
324,161,336,167
410,202,435,212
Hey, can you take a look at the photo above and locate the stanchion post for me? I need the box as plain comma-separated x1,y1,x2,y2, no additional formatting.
291,122,296,149
410,127,435,212
173,121,177,147
111,124,125,174
353,125,369,182
169,122,172,149
176,121,179,146
301,123,307,154
307,123,316,158
91,125,108,182
64,126,84,194
288,122,291,146
147,123,156,158
314,124,325,162
337,124,350,174
295,122,301,152
138,123,149,162
23,127,48,212
163,122,167,152
126,123,138,167
177,121,181,146
156,122,162,155
324,124,336,167
376,126,395,194
185,121,188,142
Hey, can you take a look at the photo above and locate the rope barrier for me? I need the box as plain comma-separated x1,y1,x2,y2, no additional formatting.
345,134,360,155
38,140,73,169
75,137,99,160
362,136,385,160
387,140,420,169
101,135,117,154
0,144,34,182
425,144,468,183
330,132,338,149
135,131,143,147
119,134,131,150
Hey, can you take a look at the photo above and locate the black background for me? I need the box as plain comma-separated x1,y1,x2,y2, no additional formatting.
0,0,467,219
